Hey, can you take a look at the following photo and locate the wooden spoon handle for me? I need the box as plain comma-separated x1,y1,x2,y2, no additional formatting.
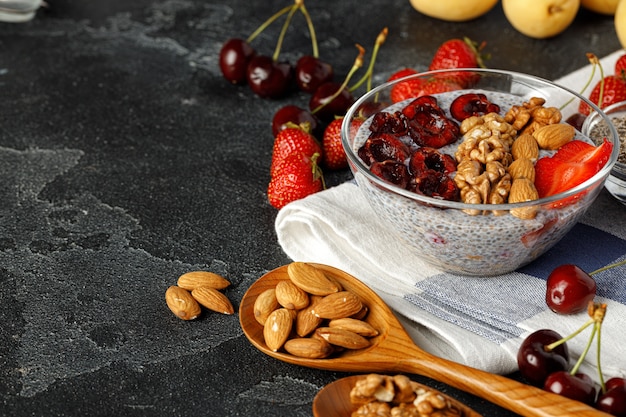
397,346,609,417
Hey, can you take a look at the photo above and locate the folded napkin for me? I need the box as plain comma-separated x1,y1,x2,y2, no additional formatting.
275,51,626,380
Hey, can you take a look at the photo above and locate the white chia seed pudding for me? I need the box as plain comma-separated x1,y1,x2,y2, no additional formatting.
347,85,608,276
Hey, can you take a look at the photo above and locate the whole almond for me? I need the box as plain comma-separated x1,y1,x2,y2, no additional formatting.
263,308,293,352
284,337,334,359
295,295,324,337
328,317,379,337
507,157,536,182
509,178,539,219
312,291,363,319
315,327,371,349
532,123,575,150
165,285,201,320
253,288,279,325
177,271,230,290
287,262,341,295
511,133,539,161
191,287,234,314
275,280,309,310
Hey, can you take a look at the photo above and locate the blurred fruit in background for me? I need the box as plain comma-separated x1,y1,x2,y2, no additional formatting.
581,0,620,14
616,0,626,48
408,0,499,21
502,0,580,39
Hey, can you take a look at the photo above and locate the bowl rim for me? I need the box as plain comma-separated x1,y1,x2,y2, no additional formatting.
341,68,620,211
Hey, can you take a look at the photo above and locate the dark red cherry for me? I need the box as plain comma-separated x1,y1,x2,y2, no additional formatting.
309,81,355,121
295,55,334,94
449,93,501,121
357,101,390,118
566,112,587,131
219,38,256,85
246,55,293,99
546,264,597,315
517,329,569,387
606,377,626,391
596,383,626,416
271,105,321,137
358,133,410,165
544,371,597,406
370,160,410,188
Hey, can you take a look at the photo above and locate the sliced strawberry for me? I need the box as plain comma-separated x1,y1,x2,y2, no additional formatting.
534,139,613,203
578,75,626,116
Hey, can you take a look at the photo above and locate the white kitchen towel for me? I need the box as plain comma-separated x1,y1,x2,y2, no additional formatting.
275,50,626,380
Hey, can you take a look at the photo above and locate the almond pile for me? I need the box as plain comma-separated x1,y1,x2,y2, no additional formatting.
255,262,379,358
165,271,234,320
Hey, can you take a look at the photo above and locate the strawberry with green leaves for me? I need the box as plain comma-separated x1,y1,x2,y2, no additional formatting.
428,37,487,87
270,124,322,176
534,139,613,207
578,75,626,116
268,152,324,209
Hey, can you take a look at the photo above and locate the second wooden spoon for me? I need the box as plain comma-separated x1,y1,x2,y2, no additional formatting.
239,263,610,417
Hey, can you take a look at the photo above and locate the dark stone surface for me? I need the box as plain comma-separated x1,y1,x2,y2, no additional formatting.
0,1,621,415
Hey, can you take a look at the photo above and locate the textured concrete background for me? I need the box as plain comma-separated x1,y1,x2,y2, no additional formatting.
0,0,621,415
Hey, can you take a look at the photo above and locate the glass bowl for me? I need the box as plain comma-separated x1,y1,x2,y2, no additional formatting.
581,100,626,205
341,69,619,276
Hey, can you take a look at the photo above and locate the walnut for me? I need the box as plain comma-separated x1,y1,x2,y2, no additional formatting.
392,375,417,404
390,403,420,417
504,97,562,135
454,113,515,213
349,375,467,417
414,389,462,417
351,374,394,405
352,401,392,417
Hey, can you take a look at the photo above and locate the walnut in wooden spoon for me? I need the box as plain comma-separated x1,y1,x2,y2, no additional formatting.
312,375,482,417
239,263,610,417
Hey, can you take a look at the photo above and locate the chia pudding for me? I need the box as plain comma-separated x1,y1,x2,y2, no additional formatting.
346,86,610,276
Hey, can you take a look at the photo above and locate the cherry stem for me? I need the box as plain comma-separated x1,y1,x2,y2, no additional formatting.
559,52,598,111
246,5,293,44
349,27,389,93
311,44,365,115
589,258,626,275
597,54,606,110
596,323,606,393
273,2,300,61
545,302,608,393
297,1,319,59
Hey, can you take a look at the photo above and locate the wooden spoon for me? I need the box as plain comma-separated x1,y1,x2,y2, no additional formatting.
312,375,482,417
239,264,609,417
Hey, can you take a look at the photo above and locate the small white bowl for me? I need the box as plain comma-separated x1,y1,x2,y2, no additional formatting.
582,100,626,205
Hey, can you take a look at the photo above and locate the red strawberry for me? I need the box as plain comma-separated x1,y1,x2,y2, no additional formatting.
428,37,486,87
270,125,322,176
388,68,425,103
534,139,613,206
578,75,626,116
416,77,463,96
322,118,348,170
615,54,626,78
267,152,324,209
